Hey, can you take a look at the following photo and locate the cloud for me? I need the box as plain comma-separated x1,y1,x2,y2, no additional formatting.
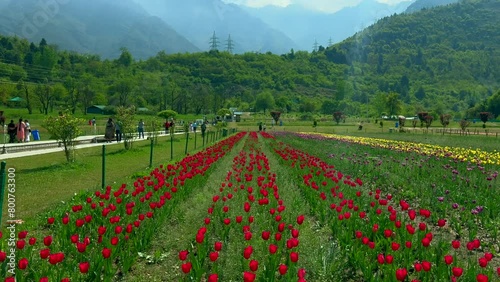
224,0,408,12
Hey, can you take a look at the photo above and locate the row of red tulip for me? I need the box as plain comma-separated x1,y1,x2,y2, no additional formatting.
0,133,247,281
268,133,499,281
179,132,307,281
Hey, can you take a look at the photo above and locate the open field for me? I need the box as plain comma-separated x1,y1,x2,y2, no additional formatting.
0,129,498,281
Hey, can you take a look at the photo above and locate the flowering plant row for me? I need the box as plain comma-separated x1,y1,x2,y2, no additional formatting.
0,132,246,281
178,132,307,282
306,133,500,165
266,132,499,281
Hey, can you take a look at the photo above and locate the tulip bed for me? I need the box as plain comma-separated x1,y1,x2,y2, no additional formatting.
0,132,247,281
1,131,499,281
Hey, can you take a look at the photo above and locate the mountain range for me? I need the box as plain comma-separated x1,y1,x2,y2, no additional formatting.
242,0,413,51
0,0,465,59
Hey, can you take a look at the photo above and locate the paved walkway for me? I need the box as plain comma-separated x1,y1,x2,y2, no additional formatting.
0,131,186,160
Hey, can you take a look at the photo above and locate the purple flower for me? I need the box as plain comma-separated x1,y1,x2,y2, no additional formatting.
437,197,444,202
452,203,459,209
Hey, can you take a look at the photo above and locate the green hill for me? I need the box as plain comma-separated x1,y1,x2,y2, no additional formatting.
327,0,499,116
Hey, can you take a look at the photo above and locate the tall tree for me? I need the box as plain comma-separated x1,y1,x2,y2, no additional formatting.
78,74,97,115
255,90,275,114
34,79,53,115
63,76,79,114
386,92,402,116
17,79,33,114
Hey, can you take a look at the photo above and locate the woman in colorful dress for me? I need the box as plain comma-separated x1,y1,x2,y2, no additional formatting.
17,118,26,143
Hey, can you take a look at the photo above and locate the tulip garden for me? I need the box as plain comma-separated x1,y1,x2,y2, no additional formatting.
0,131,499,281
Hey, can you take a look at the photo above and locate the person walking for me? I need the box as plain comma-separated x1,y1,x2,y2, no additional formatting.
138,119,145,138
7,120,16,143
105,118,115,143
17,118,26,143
115,120,122,142
24,119,31,142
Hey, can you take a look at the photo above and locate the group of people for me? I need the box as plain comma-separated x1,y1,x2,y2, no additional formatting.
104,118,147,143
104,118,122,143
7,119,31,143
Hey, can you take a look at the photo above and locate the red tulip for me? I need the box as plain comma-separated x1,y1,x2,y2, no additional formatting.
244,232,252,241
17,240,26,250
406,224,415,235
243,246,253,259
298,268,306,278
269,244,278,254
422,261,431,272
18,231,28,239
208,274,218,282
39,277,48,282
408,210,416,220
102,248,111,259
419,222,427,231
473,238,481,249
43,236,53,247
214,241,222,251
111,237,119,245
405,241,412,249
484,252,493,261
452,267,463,277
386,254,394,264
476,274,488,282
249,260,259,271
377,254,385,264
437,219,446,227
368,241,375,249
47,217,55,224
79,262,89,273
243,272,256,282
178,250,188,261
76,242,86,253
384,229,393,238
395,268,407,281
414,263,422,272
275,233,282,241
0,251,6,262
181,262,192,274
40,248,50,259
209,252,219,262
452,240,460,249
297,215,304,225
276,264,287,275
391,242,400,251
290,252,299,263
422,237,431,247
444,255,453,265
18,258,28,270
479,257,488,268
262,231,270,240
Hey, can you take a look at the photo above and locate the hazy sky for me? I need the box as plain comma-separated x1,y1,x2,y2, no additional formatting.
224,0,410,13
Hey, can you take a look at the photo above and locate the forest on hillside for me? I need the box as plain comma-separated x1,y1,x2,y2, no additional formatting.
0,0,498,119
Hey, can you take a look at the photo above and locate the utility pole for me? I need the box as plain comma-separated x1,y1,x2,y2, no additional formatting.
209,31,220,51
312,39,319,52
328,37,334,47
226,34,234,54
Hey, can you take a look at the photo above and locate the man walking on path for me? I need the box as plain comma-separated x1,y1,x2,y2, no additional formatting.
138,119,145,139
115,121,122,142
